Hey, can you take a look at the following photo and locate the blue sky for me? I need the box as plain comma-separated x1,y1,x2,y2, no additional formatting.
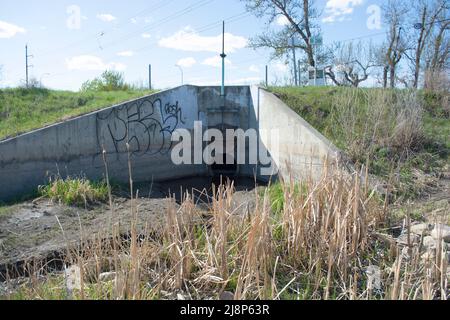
0,0,387,90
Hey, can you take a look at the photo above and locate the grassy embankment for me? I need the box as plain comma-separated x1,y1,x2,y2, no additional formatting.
0,87,156,141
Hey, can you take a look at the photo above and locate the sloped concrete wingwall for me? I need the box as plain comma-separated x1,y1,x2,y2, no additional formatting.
0,86,206,201
249,86,341,182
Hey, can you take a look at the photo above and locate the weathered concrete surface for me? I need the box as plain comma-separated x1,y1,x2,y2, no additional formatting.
0,86,203,201
249,86,341,181
0,85,341,202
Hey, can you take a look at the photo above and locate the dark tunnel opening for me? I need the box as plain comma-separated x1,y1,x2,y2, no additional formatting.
211,153,238,177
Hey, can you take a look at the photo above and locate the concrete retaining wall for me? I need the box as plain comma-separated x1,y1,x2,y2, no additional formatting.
0,86,205,201
0,85,341,202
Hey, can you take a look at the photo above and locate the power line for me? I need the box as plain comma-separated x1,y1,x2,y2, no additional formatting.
155,55,268,84
93,0,216,54
331,31,387,44
133,11,251,54
15,0,220,84
35,0,177,58
33,11,253,83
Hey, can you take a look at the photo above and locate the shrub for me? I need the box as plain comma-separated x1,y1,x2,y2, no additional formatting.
38,176,109,207
81,71,130,92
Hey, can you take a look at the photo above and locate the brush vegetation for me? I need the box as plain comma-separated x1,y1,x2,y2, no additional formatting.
3,169,448,300
38,176,109,207
270,86,449,200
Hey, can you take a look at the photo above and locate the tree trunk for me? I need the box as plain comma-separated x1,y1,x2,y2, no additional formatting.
413,55,421,89
389,65,396,88
383,66,389,88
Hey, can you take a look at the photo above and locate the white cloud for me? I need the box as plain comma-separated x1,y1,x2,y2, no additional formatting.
0,20,26,38
96,13,116,22
158,26,247,53
177,57,196,68
202,56,232,68
130,18,138,24
276,15,290,26
117,50,134,57
322,0,363,23
274,62,288,73
141,33,151,39
186,76,261,86
249,65,260,73
228,77,262,85
66,55,126,71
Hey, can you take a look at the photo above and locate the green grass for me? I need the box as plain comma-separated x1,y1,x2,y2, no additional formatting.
0,87,156,140
38,176,109,207
268,86,337,137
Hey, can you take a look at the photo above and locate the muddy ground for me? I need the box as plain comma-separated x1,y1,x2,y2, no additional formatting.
0,176,266,280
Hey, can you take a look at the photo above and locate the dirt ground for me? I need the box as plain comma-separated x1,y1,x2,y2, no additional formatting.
390,166,450,226
0,176,266,280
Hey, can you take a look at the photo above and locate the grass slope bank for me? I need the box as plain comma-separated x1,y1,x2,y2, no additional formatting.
0,88,155,141
270,86,449,200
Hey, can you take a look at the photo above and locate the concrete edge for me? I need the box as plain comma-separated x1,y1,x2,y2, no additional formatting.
252,85,342,156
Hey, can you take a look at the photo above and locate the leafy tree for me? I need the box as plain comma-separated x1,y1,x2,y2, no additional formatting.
81,70,130,92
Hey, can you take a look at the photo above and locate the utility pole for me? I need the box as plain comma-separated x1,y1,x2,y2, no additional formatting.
291,37,298,86
175,64,183,85
148,64,152,90
25,45,33,88
265,65,268,87
220,20,226,97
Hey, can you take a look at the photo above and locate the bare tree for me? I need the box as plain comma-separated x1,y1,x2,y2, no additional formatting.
324,41,379,87
242,0,320,67
404,0,448,88
381,0,409,88
426,12,450,71
419,1,449,91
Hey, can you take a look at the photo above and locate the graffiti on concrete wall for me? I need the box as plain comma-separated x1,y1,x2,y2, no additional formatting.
96,98,185,157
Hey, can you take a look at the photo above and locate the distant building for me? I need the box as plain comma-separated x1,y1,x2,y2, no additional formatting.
308,66,326,86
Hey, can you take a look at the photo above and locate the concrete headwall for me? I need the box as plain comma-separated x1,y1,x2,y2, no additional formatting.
0,85,342,202
0,86,205,201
